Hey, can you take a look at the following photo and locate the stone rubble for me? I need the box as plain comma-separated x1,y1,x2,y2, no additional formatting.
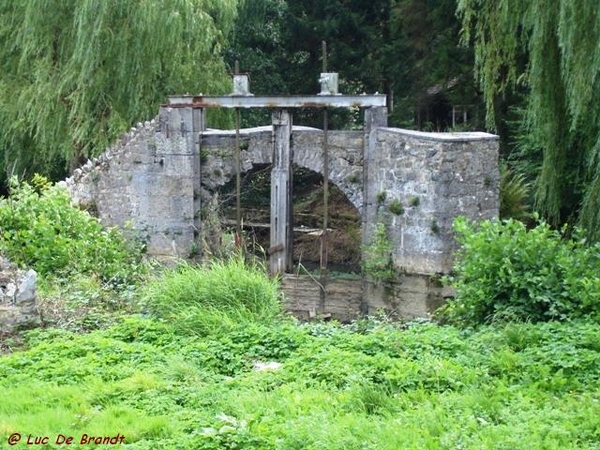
0,258,40,334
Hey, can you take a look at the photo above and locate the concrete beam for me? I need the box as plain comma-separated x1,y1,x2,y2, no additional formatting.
166,94,386,109
269,110,293,275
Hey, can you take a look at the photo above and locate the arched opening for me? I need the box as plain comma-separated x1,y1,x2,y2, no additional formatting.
214,163,361,274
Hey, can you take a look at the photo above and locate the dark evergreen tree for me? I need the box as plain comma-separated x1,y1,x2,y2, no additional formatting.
228,0,480,131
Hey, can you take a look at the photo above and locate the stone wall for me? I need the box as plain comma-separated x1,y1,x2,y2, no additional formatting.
364,128,499,275
62,115,197,257
281,274,362,322
63,105,499,319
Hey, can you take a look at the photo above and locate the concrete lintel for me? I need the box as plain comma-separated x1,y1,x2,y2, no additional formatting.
167,94,386,109
382,127,499,142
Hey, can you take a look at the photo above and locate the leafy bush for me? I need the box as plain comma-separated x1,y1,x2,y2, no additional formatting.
0,176,143,285
438,216,600,326
144,258,281,335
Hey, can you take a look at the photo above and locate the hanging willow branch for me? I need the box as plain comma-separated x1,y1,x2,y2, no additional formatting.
0,0,238,179
458,0,600,238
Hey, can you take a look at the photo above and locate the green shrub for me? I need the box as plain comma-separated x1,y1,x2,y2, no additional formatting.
144,258,281,335
0,176,143,285
438,216,600,326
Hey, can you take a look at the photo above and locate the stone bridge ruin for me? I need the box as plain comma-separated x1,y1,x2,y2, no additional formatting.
64,74,499,320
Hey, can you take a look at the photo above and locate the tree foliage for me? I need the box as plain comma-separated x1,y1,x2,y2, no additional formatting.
0,0,238,183
228,0,479,130
458,0,600,238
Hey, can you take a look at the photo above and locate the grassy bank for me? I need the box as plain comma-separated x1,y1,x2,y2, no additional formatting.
1,316,600,449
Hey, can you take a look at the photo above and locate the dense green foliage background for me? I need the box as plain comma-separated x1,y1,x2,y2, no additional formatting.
2,0,598,236
0,0,238,184
458,0,600,238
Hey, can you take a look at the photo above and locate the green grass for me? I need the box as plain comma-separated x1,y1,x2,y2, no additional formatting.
142,257,282,336
2,316,600,449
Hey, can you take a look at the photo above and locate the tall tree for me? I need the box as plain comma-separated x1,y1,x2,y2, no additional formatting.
228,0,480,131
387,0,480,129
458,0,600,238
0,0,238,183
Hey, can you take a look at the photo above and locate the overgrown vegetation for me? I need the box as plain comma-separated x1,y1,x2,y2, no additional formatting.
362,222,396,283
143,258,281,336
439,216,600,326
1,178,600,448
0,176,144,285
499,163,531,221
2,316,600,449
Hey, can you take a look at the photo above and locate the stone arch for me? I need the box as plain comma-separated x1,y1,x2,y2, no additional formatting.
198,126,364,214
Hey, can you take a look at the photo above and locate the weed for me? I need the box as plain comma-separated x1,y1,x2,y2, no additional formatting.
0,176,144,285
362,223,396,283
1,316,600,449
438,217,600,326
347,173,360,183
388,199,404,215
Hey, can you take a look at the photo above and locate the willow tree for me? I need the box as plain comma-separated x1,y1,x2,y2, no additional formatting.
0,0,238,182
458,0,600,239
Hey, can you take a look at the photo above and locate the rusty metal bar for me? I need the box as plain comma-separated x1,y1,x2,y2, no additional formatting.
166,95,386,109
235,108,242,245
319,41,329,313
234,61,242,247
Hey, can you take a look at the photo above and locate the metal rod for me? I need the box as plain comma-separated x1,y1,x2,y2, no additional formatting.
320,108,329,276
234,60,242,246
235,108,241,244
319,42,329,311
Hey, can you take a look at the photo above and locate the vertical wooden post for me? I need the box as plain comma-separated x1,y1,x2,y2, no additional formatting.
270,109,293,275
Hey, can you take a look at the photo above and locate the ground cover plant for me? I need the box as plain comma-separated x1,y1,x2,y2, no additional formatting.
2,316,600,449
0,176,144,285
0,176,147,339
2,181,600,448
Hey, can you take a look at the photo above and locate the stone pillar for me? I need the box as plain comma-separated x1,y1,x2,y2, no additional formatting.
270,109,293,275
362,107,388,242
